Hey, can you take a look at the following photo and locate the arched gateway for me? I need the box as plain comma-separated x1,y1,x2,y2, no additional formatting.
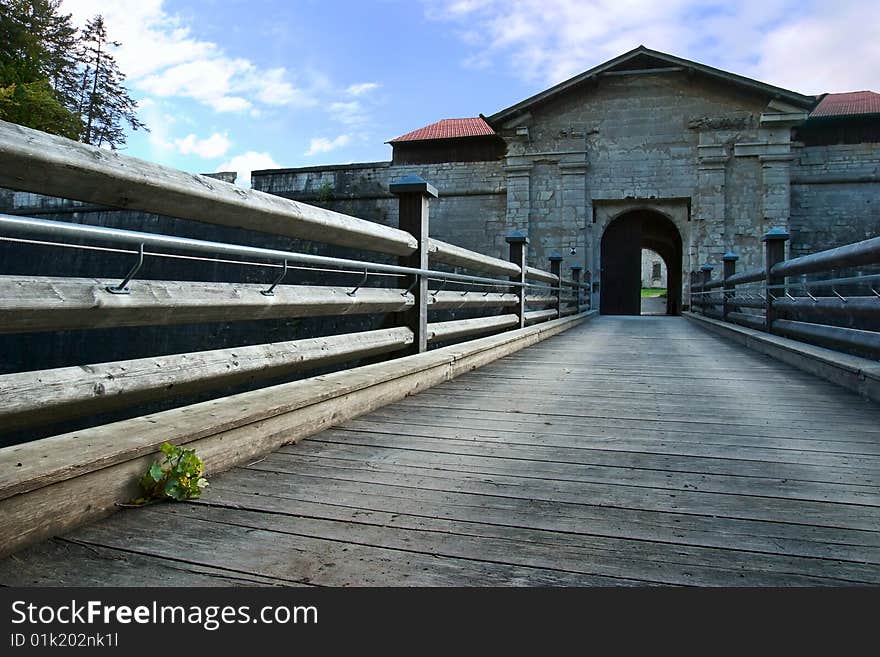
600,209,683,315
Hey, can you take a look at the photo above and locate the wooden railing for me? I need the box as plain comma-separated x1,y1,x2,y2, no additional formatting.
0,198,588,434
689,228,880,359
0,119,596,557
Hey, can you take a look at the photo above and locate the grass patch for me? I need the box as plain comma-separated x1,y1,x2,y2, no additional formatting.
641,288,667,298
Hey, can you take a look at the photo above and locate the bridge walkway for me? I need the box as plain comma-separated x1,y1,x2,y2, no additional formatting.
2,316,878,586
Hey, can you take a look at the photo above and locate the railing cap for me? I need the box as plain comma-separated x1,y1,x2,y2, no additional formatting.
548,252,564,262
390,175,438,198
570,264,583,271
722,252,739,261
761,227,791,242
505,231,529,244
700,264,715,271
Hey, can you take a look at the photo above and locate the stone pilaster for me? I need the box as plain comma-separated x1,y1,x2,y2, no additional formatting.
559,161,589,271
694,137,729,275
502,163,532,249
760,154,794,233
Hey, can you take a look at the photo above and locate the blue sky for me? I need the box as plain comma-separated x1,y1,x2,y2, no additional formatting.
59,0,879,185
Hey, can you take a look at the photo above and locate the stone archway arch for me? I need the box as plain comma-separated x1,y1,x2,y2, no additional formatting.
597,205,685,315
591,199,691,315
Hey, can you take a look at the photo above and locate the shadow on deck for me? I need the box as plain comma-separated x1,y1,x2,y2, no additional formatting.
2,316,878,586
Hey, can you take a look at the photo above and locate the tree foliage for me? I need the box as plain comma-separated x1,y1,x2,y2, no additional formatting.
0,0,147,148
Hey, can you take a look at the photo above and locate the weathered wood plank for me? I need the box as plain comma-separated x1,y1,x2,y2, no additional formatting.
428,239,521,277
403,387,880,433
0,120,417,255
184,484,880,584
65,507,631,586
241,456,880,531
525,266,558,284
210,466,880,556
146,503,872,586
351,410,880,469
279,437,880,502
427,314,519,342
525,309,557,325
0,328,413,431
0,276,413,334
336,418,880,481
429,291,517,310
0,538,296,587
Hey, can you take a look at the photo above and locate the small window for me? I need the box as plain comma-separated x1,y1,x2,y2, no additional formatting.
652,262,661,279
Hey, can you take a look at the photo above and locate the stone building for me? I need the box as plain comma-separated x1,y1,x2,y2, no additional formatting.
641,249,667,289
253,46,880,315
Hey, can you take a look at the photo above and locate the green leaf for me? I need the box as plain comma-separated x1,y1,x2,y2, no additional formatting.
131,442,207,504
149,462,164,482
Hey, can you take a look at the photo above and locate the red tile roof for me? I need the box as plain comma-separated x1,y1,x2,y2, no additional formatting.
811,91,880,118
389,117,496,143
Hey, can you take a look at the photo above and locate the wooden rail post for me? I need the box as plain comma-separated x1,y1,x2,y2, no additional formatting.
700,264,714,315
571,265,583,311
505,231,528,328
762,227,790,333
584,270,592,310
549,253,563,318
390,175,437,354
722,252,738,321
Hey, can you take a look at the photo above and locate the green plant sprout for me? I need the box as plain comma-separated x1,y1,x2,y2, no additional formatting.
131,442,208,505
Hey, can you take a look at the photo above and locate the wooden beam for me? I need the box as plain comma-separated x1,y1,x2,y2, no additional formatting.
427,314,519,342
428,239,521,278
429,291,517,310
392,176,435,354
525,309,557,325
525,295,557,306
0,120,417,256
0,276,414,333
0,328,414,432
526,266,558,284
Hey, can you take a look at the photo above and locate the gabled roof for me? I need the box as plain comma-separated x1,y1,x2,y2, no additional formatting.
388,117,495,143
487,45,817,126
810,91,880,118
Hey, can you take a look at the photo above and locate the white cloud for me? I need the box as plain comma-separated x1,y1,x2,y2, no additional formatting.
424,0,880,94
139,58,255,112
346,82,379,96
174,133,231,159
328,101,367,126
61,0,320,113
750,1,880,93
217,152,282,188
305,135,351,156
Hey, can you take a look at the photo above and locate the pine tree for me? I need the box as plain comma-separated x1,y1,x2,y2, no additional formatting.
0,0,80,138
76,14,145,148
26,0,80,110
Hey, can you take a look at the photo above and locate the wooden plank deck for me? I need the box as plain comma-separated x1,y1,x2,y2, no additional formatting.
2,316,879,586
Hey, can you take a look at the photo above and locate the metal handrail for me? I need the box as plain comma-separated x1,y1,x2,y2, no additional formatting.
771,235,880,278
0,214,528,289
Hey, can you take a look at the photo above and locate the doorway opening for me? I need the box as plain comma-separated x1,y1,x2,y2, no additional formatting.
600,209,682,315
640,248,667,315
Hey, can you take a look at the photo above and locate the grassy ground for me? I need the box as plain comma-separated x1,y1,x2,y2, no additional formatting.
641,287,667,298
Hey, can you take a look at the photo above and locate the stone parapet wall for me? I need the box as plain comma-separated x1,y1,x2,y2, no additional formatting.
791,143,880,258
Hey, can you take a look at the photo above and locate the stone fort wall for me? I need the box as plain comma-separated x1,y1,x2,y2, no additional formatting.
791,143,880,258
252,73,879,303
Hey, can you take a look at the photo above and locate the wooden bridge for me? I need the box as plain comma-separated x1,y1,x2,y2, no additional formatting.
0,120,879,586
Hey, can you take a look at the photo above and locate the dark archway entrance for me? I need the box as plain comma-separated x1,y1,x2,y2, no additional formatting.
600,209,682,315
